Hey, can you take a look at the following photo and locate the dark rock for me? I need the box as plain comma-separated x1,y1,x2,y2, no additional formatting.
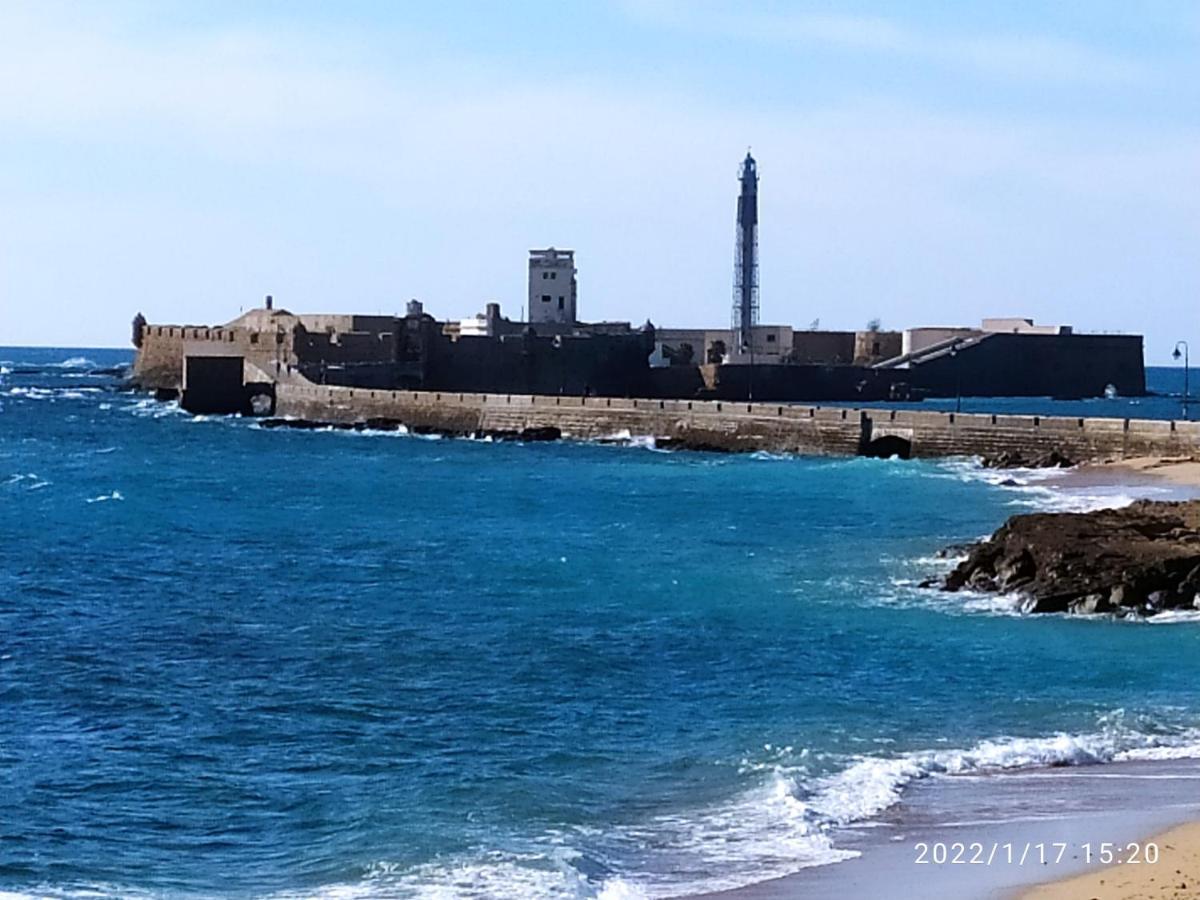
363,417,406,431
995,548,1036,590
519,426,562,442
981,448,1075,470
936,542,976,559
656,437,744,453
935,500,1200,617
1069,593,1110,615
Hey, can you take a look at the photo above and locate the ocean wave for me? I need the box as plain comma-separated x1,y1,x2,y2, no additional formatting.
3,385,110,403
1002,485,1142,513
748,449,793,461
86,490,124,504
808,712,1200,831
126,397,185,419
55,356,95,369
4,472,51,491
595,430,661,452
307,854,651,900
0,887,158,900
261,713,1200,899
933,456,1182,514
11,714,1200,900
5,386,54,400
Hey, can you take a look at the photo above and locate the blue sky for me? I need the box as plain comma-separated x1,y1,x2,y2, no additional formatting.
2,1,1197,361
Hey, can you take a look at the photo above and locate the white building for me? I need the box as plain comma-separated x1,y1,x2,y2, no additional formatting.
528,248,577,326
981,317,1072,336
651,324,793,367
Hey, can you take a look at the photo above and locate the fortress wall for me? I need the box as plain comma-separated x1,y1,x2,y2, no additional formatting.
132,326,190,390
133,324,290,391
272,382,1200,460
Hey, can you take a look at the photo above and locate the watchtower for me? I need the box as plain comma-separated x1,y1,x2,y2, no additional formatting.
528,247,577,326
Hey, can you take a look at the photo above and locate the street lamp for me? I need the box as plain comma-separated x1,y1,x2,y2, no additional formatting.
1173,341,1190,420
949,345,962,413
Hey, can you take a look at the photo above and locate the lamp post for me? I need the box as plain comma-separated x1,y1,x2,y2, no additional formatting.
950,345,962,413
1174,341,1190,420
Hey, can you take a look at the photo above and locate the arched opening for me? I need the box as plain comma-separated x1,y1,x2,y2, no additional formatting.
862,435,912,460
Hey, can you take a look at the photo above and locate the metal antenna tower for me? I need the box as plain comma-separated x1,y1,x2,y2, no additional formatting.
732,150,759,358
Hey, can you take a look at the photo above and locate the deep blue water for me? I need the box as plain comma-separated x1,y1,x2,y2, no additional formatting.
3,349,1200,899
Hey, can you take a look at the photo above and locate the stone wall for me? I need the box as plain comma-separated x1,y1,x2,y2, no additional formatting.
853,330,902,364
134,323,294,391
133,324,239,390
272,381,1200,460
791,330,856,364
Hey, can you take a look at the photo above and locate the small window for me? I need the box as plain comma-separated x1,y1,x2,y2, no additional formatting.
872,341,881,355
542,272,549,279
250,333,259,344
550,271,557,279
542,294,551,303
766,333,776,343
558,296,564,310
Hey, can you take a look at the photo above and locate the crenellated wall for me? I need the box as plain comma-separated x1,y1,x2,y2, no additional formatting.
271,382,1200,460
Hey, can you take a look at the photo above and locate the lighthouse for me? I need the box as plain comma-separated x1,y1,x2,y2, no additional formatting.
732,151,760,358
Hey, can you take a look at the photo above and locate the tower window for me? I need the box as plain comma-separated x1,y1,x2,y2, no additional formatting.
766,333,776,343
542,294,551,303
542,272,549,279
558,297,564,310
550,271,557,279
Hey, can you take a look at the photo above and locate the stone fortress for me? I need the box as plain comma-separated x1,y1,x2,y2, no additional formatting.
130,263,1145,415
130,151,1146,417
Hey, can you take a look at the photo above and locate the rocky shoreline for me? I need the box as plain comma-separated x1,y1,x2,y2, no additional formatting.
929,500,1200,616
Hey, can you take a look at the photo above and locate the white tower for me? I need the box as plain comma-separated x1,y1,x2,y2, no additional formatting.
528,248,577,325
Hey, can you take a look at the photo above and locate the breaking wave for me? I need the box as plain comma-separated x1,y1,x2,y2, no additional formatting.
55,356,96,368
202,715,1200,899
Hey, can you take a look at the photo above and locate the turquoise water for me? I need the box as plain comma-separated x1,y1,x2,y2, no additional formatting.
3,349,1200,899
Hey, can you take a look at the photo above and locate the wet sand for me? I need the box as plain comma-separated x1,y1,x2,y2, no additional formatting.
1076,456,1200,490
696,759,1200,900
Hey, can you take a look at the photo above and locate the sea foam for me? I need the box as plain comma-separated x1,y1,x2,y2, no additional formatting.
255,717,1200,900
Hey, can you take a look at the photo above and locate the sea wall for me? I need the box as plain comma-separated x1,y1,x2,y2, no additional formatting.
273,381,1200,460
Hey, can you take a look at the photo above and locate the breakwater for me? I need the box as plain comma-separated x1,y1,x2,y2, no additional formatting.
273,381,1200,460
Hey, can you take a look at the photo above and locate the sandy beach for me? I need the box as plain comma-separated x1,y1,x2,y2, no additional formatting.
1020,822,1200,900
1078,456,1200,489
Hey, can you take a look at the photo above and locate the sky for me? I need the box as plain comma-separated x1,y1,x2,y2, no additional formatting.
1,1,1197,361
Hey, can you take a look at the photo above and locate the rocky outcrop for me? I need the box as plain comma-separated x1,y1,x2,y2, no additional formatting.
932,500,1200,616
980,448,1075,469
256,417,562,443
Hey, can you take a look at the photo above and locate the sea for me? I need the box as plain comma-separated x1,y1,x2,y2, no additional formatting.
3,348,1200,899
